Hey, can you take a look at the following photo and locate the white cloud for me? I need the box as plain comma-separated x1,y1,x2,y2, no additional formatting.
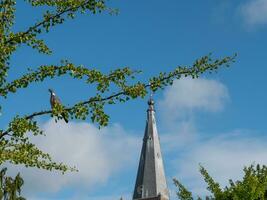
172,130,267,198
157,77,230,179
160,120,197,152
157,77,267,198
5,120,140,199
240,0,267,26
159,78,229,121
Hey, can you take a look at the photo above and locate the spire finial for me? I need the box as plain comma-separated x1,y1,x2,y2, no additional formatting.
148,82,154,106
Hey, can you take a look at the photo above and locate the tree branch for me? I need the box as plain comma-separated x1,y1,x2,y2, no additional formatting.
4,0,103,45
25,90,129,120
0,88,142,139
0,54,236,139
0,64,138,98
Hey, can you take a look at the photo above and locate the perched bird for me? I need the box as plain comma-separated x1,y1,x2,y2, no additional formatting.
48,88,68,123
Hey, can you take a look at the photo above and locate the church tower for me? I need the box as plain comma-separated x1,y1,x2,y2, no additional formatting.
133,98,169,200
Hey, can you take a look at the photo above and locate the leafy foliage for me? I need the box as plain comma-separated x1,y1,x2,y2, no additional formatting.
0,0,235,174
173,178,193,200
174,164,267,200
0,168,25,200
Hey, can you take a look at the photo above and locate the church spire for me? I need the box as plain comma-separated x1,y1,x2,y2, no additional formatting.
133,97,169,200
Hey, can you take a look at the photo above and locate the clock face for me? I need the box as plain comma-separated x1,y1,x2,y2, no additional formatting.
137,185,143,194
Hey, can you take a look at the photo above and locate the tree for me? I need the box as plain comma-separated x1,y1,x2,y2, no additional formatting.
0,168,25,200
0,0,235,174
174,164,267,200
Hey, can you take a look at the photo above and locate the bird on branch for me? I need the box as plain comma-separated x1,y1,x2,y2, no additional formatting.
48,88,68,123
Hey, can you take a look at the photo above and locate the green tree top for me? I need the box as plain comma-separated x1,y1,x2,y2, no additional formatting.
0,167,25,200
174,164,267,200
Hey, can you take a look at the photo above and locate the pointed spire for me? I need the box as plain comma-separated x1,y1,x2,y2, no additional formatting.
133,97,169,200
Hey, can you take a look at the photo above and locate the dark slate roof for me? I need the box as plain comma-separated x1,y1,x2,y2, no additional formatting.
133,99,169,200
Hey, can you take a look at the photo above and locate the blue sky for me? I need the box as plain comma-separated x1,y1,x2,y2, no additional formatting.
2,0,267,199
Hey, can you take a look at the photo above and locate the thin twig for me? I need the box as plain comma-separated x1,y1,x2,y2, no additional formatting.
4,0,95,45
